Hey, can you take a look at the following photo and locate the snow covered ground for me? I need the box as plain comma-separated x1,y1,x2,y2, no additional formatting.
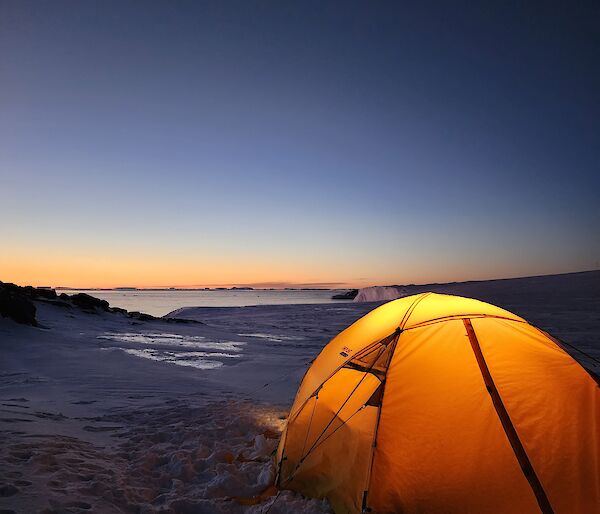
0,300,366,513
1,271,599,513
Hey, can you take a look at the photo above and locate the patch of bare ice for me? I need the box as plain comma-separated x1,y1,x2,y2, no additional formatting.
100,348,229,369
97,332,247,370
97,332,247,351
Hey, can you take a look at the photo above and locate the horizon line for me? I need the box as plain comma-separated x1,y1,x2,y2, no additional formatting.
28,268,600,292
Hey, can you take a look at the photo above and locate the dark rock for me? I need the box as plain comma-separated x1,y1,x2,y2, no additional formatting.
19,285,57,300
0,284,37,325
128,311,157,321
166,317,203,324
135,313,156,321
332,289,358,300
33,287,57,300
40,299,72,308
69,293,110,312
0,282,21,295
0,281,197,326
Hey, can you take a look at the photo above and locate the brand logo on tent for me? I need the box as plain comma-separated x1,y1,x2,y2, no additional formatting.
339,346,352,357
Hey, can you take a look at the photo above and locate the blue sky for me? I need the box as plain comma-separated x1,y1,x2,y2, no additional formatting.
1,1,598,287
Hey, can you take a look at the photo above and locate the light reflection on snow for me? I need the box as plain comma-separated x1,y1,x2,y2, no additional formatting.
97,332,246,370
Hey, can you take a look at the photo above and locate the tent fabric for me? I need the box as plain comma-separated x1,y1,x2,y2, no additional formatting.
275,293,600,514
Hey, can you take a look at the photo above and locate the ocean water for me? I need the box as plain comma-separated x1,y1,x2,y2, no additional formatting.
58,289,350,316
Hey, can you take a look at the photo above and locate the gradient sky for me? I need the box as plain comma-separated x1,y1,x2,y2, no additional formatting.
1,1,598,288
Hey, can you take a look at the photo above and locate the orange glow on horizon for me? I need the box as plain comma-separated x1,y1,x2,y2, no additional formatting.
0,247,365,289
0,246,585,290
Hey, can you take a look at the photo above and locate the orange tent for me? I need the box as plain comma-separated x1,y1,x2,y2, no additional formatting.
275,293,600,513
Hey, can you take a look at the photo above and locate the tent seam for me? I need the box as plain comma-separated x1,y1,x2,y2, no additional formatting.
464,318,554,514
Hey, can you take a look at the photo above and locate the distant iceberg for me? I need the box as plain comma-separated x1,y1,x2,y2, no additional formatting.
353,286,404,302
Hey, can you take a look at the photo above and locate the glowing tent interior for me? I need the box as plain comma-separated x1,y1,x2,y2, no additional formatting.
274,293,600,514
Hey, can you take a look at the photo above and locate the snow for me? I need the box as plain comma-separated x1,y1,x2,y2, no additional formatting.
1,271,599,513
101,348,231,369
0,300,352,513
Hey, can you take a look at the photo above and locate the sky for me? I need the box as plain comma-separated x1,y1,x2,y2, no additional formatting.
1,1,598,288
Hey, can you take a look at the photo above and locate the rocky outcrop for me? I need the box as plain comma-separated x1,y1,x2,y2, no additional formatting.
0,281,203,326
23,286,57,300
128,311,157,321
68,293,110,312
0,282,38,325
